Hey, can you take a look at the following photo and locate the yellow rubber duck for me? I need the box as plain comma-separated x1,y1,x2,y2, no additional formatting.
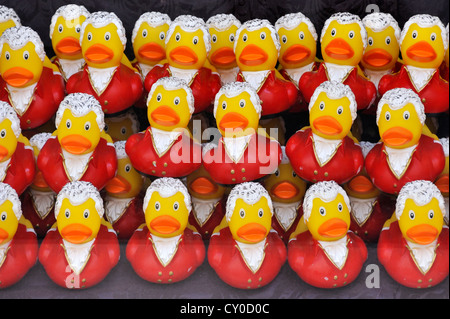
0,183,27,245
361,12,401,86
49,4,90,81
132,12,171,80
104,110,140,142
206,13,241,84
0,5,21,35
435,137,448,225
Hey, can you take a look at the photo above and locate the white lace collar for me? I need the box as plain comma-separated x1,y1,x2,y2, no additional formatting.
240,70,271,91
216,66,239,85
88,65,118,95
324,62,354,83
312,133,342,166
29,188,56,220
58,58,85,81
0,240,11,267
168,65,198,85
191,196,221,227
407,238,438,274
223,134,253,163
272,200,301,232
62,149,93,181
318,235,349,270
6,83,37,116
405,65,436,92
364,68,392,91
384,144,417,178
63,237,95,275
150,127,183,156
150,233,182,267
283,61,316,85
235,236,267,273
104,195,134,224
0,157,11,182
137,62,158,81
348,195,377,226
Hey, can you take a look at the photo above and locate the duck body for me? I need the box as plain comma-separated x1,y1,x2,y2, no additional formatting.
39,223,120,289
20,189,56,238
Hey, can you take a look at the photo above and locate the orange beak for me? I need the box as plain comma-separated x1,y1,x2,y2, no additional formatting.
237,222,268,243
0,145,9,162
406,41,437,63
150,106,180,126
313,116,343,136
60,134,92,155
169,46,198,66
271,181,299,200
60,223,92,244
189,176,218,195
406,224,439,245
56,37,82,56
210,47,236,67
0,228,9,244
238,44,268,66
324,38,355,60
33,171,49,189
2,67,34,87
318,218,348,238
150,215,180,235
348,175,375,194
84,43,114,63
382,127,413,146
282,44,311,64
363,48,393,67
219,112,249,132
105,175,131,194
435,174,449,195
138,42,166,62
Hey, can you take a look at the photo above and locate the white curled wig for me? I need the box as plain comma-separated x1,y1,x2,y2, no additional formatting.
400,14,448,51
320,12,368,49
275,12,318,42
131,11,171,44
166,15,211,53
395,180,445,220
113,140,127,159
213,81,262,118
235,18,281,54
54,181,104,219
362,12,401,42
143,177,192,213
49,4,90,39
55,93,105,132
309,81,358,122
0,182,22,221
303,181,350,222
0,101,21,138
226,182,273,222
29,132,52,151
80,11,127,49
0,26,46,62
376,88,425,125
0,5,21,26
206,13,241,32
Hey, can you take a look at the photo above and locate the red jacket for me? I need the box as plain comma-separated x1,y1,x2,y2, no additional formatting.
378,221,449,288
37,136,117,193
299,63,376,111
125,128,202,178
236,70,298,116
39,224,120,289
126,227,205,284
144,63,221,114
2,142,35,196
288,231,367,288
208,227,286,289
365,136,445,195
20,190,56,238
66,64,143,115
202,134,282,185
285,128,364,184
378,65,449,114
0,223,38,289
188,197,226,240
0,67,65,130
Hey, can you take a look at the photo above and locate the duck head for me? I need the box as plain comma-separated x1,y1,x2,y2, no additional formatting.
0,102,22,164
104,110,140,142
0,5,21,36
0,183,22,245
187,164,226,200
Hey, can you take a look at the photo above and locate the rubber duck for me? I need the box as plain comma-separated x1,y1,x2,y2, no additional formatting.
49,4,90,82
0,26,65,130
202,81,282,185
131,12,171,109
37,93,117,193
126,77,201,178
435,137,448,225
275,12,320,114
39,181,120,289
0,101,35,195
126,177,205,284
299,12,376,111
206,14,241,85
186,163,227,239
66,11,143,115
104,109,140,142
0,182,38,289
343,141,395,242
144,15,221,114
103,141,145,239
263,146,307,243
379,14,449,114
286,81,364,184
208,182,286,289
365,88,445,195
21,132,57,237
234,19,297,117
378,180,449,288
0,5,20,36
288,181,368,288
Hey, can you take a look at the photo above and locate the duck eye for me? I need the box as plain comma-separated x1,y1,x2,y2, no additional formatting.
338,203,343,212
175,33,181,41
337,106,343,115
212,35,217,43
58,24,63,33
409,210,415,220
292,171,297,178
104,124,109,132
23,51,29,60
258,209,264,218
385,111,390,121
87,32,92,41
239,209,245,218
159,31,165,40
412,30,418,39
5,51,10,60
319,101,325,110
403,111,410,120
281,35,287,43
348,31,355,39
299,31,304,40
428,210,434,219
104,32,111,41
192,36,199,45
65,209,70,218
125,164,131,172
155,201,160,211
142,29,148,38
319,207,326,216
156,93,162,102
222,101,227,110
274,169,280,177
260,32,266,40
0,129,6,138
242,34,248,42
173,202,179,211
239,99,245,108
84,121,91,131
229,34,234,42
66,119,72,129
331,28,336,37
385,36,391,45
83,209,89,219
174,97,180,105
1,212,6,221
368,37,373,46
430,33,436,41
75,25,81,33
